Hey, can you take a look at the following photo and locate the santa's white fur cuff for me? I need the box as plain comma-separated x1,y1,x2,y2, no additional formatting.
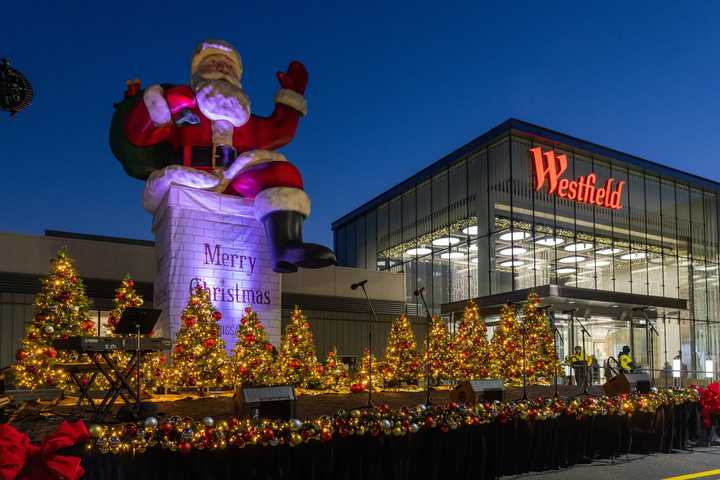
275,89,308,116
254,187,311,220
143,85,172,126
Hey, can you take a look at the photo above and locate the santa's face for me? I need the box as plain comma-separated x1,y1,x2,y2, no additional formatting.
192,54,251,127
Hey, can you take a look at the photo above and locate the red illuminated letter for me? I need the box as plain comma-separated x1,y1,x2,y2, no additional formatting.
530,147,568,194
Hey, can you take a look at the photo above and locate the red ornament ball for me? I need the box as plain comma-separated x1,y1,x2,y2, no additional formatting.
204,338,216,348
45,348,57,358
244,307,252,314
174,344,184,354
244,334,255,344
179,442,192,454
82,320,95,331
264,343,273,352
212,311,222,321
15,350,28,361
289,359,301,369
350,383,365,393
127,280,135,287
160,422,174,434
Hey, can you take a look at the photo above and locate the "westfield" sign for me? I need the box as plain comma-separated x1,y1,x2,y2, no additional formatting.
529,147,624,210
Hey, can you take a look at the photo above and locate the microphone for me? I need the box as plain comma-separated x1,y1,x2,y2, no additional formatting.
413,287,425,297
351,280,368,290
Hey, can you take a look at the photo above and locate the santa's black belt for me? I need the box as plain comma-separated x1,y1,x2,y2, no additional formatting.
180,145,236,169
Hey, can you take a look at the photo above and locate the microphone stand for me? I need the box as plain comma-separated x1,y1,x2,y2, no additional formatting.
545,307,563,398
415,288,433,406
572,311,592,397
353,281,378,409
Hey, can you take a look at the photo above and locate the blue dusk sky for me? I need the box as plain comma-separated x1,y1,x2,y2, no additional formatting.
1,1,719,246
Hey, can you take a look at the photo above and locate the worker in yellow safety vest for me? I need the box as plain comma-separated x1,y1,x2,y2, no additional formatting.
618,345,636,373
566,346,592,387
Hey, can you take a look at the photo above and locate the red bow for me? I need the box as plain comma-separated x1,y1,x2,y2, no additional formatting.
0,420,89,480
695,382,720,428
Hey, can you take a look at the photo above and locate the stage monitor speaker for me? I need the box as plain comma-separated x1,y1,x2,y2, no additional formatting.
624,373,651,394
450,379,504,404
234,385,296,420
602,372,651,396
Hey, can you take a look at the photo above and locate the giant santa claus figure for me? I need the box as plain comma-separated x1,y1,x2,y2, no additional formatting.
110,39,335,273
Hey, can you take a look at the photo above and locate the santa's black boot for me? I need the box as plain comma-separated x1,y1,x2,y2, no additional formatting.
262,210,336,273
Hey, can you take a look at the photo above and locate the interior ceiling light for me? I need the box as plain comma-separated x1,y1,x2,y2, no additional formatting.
695,264,719,271
499,230,531,241
462,226,479,236
536,236,565,246
405,247,432,256
440,252,465,260
586,259,611,267
597,247,622,255
558,256,586,264
499,247,527,256
564,242,593,252
432,236,461,247
500,259,525,268
468,244,478,251
555,267,576,274
620,252,647,260
469,257,479,264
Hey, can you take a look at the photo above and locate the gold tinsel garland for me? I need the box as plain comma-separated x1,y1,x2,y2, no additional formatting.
86,388,699,455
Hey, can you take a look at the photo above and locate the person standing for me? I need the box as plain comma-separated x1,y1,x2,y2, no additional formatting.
567,346,592,387
618,345,636,373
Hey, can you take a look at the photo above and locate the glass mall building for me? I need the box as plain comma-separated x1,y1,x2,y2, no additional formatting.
333,119,720,383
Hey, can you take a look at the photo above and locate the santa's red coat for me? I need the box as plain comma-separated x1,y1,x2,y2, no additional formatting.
124,85,303,197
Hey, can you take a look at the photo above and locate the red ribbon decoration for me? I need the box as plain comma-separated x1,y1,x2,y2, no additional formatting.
695,382,720,428
0,420,89,480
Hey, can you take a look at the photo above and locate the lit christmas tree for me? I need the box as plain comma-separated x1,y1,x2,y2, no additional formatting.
99,275,165,392
350,348,380,393
424,315,453,385
230,306,275,386
169,286,229,389
488,302,523,385
276,306,321,388
451,299,489,381
320,346,348,391
11,249,93,391
522,292,560,384
381,314,421,386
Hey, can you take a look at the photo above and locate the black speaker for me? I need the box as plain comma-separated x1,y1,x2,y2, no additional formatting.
450,379,504,404
624,373,651,394
234,385,296,419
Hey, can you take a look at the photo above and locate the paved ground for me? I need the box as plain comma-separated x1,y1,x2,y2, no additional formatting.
503,447,720,480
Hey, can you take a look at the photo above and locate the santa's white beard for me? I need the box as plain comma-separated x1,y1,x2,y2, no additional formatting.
193,78,251,127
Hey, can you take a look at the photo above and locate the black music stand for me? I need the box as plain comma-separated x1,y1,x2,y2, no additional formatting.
115,308,161,416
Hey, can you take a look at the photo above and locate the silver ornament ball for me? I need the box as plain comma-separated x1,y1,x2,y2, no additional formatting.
202,416,215,427
144,417,159,428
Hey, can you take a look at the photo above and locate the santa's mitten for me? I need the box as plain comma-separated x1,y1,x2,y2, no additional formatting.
275,61,308,116
142,165,221,213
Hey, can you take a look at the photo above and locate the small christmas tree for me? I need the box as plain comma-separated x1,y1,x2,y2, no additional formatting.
488,302,523,385
276,306,321,388
451,299,489,381
12,249,93,391
424,315,453,385
351,348,379,393
99,275,165,392
320,346,348,391
381,314,421,386
522,292,560,384
169,286,229,389
230,306,275,386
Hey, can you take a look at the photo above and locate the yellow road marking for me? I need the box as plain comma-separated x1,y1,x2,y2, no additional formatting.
663,469,720,480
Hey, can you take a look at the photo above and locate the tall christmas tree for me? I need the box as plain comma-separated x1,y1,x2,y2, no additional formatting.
320,346,348,391
351,348,379,393
424,315,453,385
381,314,421,386
169,286,229,388
12,249,93,391
522,292,560,384
276,306,321,388
101,275,165,392
451,299,489,381
230,306,275,386
488,303,523,385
